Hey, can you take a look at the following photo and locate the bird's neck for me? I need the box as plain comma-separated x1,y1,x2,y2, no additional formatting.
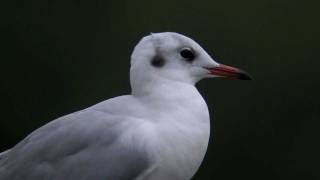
131,76,196,99
131,77,209,121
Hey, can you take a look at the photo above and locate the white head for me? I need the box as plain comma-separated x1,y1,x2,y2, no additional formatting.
130,32,251,96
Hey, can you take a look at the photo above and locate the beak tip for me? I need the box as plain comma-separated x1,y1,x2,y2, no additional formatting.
239,71,253,80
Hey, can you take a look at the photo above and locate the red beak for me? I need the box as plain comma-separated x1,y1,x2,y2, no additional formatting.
207,64,252,80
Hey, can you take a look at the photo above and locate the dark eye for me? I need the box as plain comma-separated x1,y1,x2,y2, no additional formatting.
180,48,195,62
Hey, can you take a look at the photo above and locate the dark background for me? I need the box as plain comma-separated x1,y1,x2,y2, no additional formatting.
1,0,319,179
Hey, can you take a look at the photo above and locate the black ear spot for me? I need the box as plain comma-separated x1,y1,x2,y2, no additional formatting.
151,55,165,67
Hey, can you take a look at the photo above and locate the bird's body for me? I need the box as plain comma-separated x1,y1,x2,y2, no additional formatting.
0,85,209,180
0,32,250,180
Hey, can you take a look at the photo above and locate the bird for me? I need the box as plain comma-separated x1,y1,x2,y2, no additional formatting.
0,32,251,180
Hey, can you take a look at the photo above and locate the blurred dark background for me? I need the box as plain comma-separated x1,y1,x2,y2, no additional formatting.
1,0,319,179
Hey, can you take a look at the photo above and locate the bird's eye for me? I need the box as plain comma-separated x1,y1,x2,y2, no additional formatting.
180,48,195,62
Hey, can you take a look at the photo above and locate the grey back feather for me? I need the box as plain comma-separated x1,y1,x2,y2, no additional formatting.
0,96,151,180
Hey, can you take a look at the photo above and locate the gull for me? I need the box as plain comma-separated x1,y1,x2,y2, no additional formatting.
0,32,251,180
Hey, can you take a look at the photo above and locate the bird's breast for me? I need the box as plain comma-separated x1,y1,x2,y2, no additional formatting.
142,93,210,180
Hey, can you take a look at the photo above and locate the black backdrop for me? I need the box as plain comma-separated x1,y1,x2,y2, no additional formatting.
1,0,319,179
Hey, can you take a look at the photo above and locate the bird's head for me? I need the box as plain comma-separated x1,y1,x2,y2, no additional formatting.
130,32,251,95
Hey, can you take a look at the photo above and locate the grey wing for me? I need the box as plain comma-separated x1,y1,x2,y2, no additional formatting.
0,109,152,180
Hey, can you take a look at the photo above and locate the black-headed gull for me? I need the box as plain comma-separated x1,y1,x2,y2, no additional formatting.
0,32,251,180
